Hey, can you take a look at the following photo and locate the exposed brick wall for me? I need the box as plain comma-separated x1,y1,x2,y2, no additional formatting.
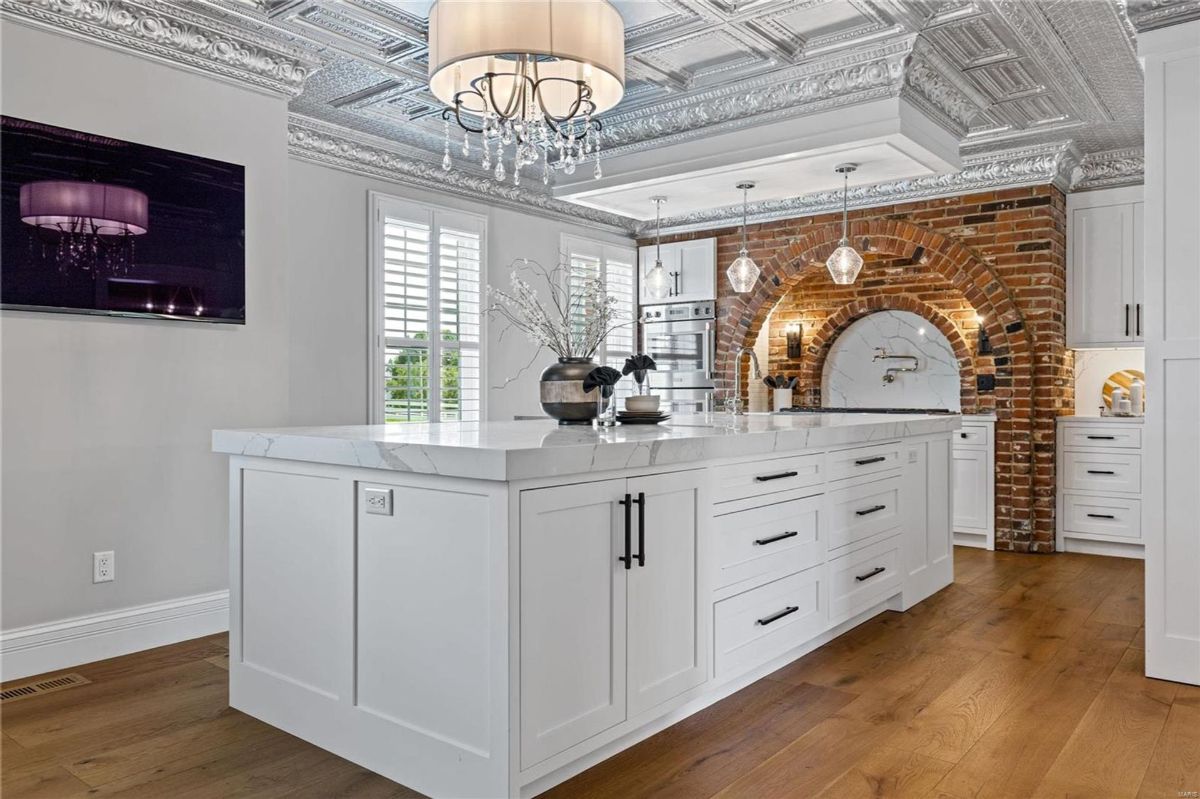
641,186,1071,552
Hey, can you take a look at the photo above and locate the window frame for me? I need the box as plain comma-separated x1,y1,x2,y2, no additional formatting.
561,233,639,385
369,192,488,424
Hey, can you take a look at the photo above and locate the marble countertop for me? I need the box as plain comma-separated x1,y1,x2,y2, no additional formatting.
1057,415,1145,423
213,412,963,482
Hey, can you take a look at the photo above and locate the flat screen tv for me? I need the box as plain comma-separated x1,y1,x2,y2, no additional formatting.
1,116,245,323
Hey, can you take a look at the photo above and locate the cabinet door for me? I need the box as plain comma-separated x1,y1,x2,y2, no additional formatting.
626,470,707,717
674,238,717,302
952,447,989,532
1070,204,1136,346
520,479,627,768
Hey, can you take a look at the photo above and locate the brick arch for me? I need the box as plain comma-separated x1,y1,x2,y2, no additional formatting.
799,296,979,413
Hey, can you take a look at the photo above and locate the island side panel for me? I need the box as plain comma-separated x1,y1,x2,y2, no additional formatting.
227,456,513,799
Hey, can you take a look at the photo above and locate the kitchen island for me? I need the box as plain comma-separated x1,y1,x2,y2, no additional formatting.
213,412,959,798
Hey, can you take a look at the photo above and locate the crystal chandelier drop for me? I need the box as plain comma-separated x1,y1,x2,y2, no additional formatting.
19,180,148,275
826,163,864,285
644,196,671,300
727,182,760,293
427,0,625,187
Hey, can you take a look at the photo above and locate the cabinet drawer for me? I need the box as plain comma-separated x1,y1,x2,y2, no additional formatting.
714,566,826,679
828,534,903,625
1062,451,1141,493
827,441,902,483
715,494,823,591
954,424,991,448
828,475,903,552
712,453,823,505
1062,494,1142,540
1060,424,1142,449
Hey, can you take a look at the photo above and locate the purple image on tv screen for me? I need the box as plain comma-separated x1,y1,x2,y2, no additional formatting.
1,116,246,323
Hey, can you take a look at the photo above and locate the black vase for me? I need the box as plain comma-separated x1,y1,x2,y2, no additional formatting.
540,357,607,425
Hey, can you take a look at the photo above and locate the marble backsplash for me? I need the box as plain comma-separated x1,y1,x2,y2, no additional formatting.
821,310,962,411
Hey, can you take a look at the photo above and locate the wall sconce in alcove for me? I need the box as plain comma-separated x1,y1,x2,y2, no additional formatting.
976,314,994,355
786,323,803,359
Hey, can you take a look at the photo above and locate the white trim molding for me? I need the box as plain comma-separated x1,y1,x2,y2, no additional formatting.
0,590,229,681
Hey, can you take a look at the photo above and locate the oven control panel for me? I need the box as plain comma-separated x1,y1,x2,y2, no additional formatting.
641,302,714,323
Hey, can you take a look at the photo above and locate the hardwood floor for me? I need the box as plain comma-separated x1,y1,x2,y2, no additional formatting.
3,548,1196,798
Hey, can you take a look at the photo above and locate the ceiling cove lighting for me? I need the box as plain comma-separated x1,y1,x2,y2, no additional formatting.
727,181,760,294
643,196,671,300
826,163,864,285
20,180,149,275
428,0,625,187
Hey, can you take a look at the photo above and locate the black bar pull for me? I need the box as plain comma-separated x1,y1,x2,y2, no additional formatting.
1087,513,1116,519
755,470,798,482
754,530,799,546
1125,303,1130,336
1087,469,1116,475
755,606,799,626
856,566,886,582
618,494,633,570
1086,435,1116,440
634,492,646,567
1136,303,1142,337
855,456,886,466
856,504,887,517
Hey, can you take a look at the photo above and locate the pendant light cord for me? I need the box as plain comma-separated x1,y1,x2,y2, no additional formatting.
741,186,749,252
841,173,849,244
655,199,662,263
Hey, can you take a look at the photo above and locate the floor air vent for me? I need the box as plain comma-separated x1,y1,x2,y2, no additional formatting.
1,672,91,703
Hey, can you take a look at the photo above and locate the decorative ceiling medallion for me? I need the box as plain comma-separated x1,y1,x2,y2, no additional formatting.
0,0,322,98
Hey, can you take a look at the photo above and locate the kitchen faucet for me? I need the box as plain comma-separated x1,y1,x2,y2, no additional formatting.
727,346,762,415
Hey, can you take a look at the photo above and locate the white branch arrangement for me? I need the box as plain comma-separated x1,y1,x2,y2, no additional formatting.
487,256,629,360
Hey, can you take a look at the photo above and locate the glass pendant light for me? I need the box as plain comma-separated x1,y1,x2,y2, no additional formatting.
826,163,864,285
643,196,671,300
727,181,760,293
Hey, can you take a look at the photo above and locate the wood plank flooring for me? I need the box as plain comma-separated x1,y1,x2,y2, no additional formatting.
2,548,1195,799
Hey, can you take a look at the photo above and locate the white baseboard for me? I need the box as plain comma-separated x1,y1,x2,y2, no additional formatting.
1,591,230,681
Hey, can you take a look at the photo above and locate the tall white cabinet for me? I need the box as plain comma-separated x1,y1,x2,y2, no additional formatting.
1140,20,1200,686
1067,186,1144,348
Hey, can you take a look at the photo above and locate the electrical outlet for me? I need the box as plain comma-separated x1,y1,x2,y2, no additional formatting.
364,487,393,516
93,551,115,583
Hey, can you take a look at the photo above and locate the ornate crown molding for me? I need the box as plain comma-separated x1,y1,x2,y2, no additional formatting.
901,39,990,134
0,0,321,97
1071,147,1145,189
1125,0,1200,31
287,116,638,235
644,142,1078,236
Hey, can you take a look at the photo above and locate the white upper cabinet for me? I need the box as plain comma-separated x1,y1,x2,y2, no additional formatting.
639,238,717,304
1068,186,1144,348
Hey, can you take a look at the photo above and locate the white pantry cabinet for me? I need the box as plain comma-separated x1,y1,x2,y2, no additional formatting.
638,238,717,303
519,470,707,767
1067,186,1144,348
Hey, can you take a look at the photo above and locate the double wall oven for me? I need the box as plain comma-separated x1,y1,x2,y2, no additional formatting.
640,301,716,413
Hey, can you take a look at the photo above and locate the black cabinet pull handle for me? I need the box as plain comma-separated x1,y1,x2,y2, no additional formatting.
756,606,799,626
960,432,969,439
1087,513,1116,519
855,456,887,466
634,492,645,567
1086,435,1116,440
1137,303,1142,337
856,566,886,582
1125,303,1130,336
856,504,887,517
754,530,799,546
618,494,633,570
1087,469,1116,475
755,470,798,482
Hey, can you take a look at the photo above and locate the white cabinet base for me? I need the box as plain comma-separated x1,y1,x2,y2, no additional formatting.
1056,418,1144,560
952,419,995,550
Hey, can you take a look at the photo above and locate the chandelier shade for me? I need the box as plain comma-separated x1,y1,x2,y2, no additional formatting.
20,180,148,235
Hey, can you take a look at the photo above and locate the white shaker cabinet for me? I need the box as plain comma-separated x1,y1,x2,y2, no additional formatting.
519,469,707,767
1067,187,1144,348
1140,20,1200,686
638,238,717,303
951,418,995,550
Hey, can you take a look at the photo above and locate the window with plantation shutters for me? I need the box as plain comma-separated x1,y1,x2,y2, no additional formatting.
371,195,485,424
563,235,638,400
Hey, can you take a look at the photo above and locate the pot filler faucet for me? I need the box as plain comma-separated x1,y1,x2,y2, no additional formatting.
873,347,919,384
727,346,762,415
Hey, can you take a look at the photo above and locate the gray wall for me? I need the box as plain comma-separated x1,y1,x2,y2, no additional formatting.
0,22,291,629
1,22,634,633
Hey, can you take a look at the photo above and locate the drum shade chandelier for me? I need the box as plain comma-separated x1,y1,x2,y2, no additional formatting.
20,180,148,275
826,163,864,285
429,0,625,187
727,182,760,293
